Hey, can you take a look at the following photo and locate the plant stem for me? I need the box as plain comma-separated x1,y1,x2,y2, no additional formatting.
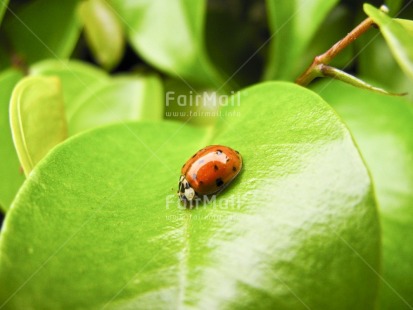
295,17,375,86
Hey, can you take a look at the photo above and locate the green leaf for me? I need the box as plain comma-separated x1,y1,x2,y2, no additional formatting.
0,0,9,26
264,0,339,81
356,27,413,101
108,0,225,87
312,79,413,310
29,59,110,118
0,69,24,212
364,4,413,80
78,0,125,71
69,74,164,135
9,76,67,176
2,0,81,63
0,82,380,308
396,18,413,33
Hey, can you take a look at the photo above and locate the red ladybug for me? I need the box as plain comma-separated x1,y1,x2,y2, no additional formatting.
178,145,242,202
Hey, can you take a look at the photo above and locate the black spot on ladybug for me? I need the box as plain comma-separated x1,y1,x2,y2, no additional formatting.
216,150,222,155
214,164,218,171
232,166,237,172
226,157,230,163
216,178,224,187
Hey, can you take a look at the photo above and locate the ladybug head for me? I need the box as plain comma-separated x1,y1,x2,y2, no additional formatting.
178,175,196,202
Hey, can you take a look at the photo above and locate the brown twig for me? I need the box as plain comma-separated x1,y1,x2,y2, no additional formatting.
295,17,375,86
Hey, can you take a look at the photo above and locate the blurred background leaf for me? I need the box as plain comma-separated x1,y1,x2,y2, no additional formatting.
29,59,110,118
78,0,125,71
0,68,24,212
364,4,413,80
69,73,163,135
9,76,67,176
0,0,9,26
1,0,81,64
110,0,224,87
263,0,339,81
313,79,413,310
108,0,226,88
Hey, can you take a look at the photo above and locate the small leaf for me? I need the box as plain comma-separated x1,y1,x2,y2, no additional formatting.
9,76,67,176
29,59,110,117
3,0,81,63
69,74,164,135
364,4,413,80
0,82,380,308
356,26,413,100
264,0,339,80
320,65,405,96
78,0,125,71
108,0,225,87
396,18,413,33
0,69,24,212
312,79,413,310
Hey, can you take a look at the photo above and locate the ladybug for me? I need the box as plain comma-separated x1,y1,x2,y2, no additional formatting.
178,145,242,202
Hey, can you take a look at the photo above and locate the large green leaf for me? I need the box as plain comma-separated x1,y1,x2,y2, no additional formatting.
108,0,225,87
29,60,110,117
0,82,380,308
264,0,339,81
9,76,67,176
0,69,24,212
364,4,413,80
2,0,81,63
312,80,413,310
69,74,164,135
78,0,125,71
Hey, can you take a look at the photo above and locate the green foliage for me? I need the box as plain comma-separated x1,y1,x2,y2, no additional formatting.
0,69,24,211
0,0,413,309
313,80,413,310
109,0,226,87
29,59,110,117
9,76,67,176
0,83,380,309
69,74,163,135
364,4,413,80
0,0,8,25
1,0,81,64
264,0,339,80
78,0,125,71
